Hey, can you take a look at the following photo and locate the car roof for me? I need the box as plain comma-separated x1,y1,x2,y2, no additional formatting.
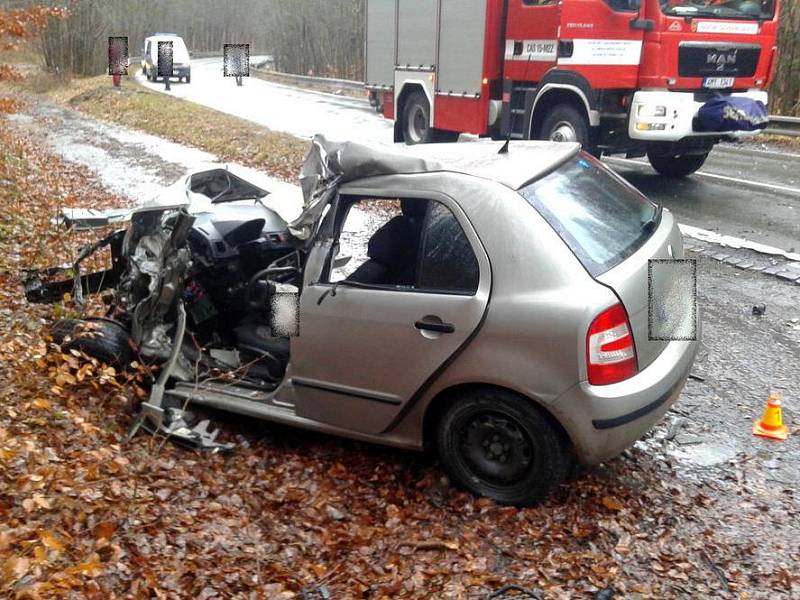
289,135,581,240
145,34,185,42
318,138,580,191
392,140,581,189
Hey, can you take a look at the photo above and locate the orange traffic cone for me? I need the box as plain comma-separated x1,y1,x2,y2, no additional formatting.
753,394,789,440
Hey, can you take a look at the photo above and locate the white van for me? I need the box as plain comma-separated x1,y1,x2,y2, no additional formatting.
141,33,191,83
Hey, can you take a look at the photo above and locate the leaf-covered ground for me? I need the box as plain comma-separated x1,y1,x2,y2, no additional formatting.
1,97,799,599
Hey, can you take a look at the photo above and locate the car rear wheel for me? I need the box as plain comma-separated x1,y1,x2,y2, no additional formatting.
436,389,571,506
647,150,708,177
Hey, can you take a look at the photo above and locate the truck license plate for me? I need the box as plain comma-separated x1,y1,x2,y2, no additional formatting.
703,77,734,89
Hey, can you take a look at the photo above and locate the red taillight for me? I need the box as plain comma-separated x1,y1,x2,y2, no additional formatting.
586,303,638,386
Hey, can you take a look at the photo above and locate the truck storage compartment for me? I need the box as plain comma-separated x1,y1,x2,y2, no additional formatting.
437,0,488,96
397,0,437,69
366,0,396,88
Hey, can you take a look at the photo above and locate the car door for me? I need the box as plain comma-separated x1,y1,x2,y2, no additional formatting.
557,0,645,90
290,193,491,435
504,0,561,82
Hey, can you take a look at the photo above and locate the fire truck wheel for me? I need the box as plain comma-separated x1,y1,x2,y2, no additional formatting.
403,91,435,144
539,105,590,148
646,150,709,177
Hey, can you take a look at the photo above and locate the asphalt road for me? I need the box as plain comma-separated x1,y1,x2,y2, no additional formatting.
136,58,800,255
609,145,800,252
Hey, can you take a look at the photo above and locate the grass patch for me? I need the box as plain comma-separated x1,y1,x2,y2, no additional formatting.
757,133,800,148
47,74,307,180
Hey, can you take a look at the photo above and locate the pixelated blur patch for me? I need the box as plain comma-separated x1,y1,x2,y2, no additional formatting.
648,259,697,341
270,290,299,337
223,44,250,77
108,37,128,75
157,41,173,78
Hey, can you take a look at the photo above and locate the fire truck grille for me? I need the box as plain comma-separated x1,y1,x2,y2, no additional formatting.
678,42,760,78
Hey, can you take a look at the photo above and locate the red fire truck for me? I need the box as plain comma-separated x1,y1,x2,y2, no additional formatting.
365,0,778,176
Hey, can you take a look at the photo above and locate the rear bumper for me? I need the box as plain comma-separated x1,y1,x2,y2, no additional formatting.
143,62,190,78
551,333,699,465
628,89,767,142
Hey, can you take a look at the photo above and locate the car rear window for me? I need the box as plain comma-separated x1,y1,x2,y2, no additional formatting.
518,154,659,276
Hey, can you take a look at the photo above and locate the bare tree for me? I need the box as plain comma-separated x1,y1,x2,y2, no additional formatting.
770,0,799,116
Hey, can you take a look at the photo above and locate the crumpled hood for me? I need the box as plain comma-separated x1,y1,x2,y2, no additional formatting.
288,134,443,240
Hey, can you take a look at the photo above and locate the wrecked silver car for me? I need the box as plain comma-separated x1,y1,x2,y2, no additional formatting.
24,136,697,505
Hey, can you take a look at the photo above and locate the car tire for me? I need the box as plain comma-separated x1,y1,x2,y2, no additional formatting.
647,150,708,177
49,318,133,368
186,74,191,84
537,104,591,150
436,389,571,506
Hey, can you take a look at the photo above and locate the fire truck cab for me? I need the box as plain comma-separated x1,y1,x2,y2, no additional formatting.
365,0,778,177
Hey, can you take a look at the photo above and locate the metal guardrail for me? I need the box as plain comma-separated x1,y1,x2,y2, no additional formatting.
250,66,363,92
127,50,221,65
765,115,800,138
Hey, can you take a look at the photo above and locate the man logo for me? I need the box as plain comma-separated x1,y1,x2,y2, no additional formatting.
707,50,737,71
668,21,682,32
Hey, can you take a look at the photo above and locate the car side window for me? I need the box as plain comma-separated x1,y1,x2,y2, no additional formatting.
327,197,479,294
328,197,425,287
418,201,479,294
145,41,151,58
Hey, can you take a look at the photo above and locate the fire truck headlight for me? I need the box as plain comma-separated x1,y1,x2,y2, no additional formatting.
637,105,667,118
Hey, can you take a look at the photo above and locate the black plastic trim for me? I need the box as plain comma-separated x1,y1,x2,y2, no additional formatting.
414,320,455,333
292,378,402,406
629,18,655,31
591,379,681,430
